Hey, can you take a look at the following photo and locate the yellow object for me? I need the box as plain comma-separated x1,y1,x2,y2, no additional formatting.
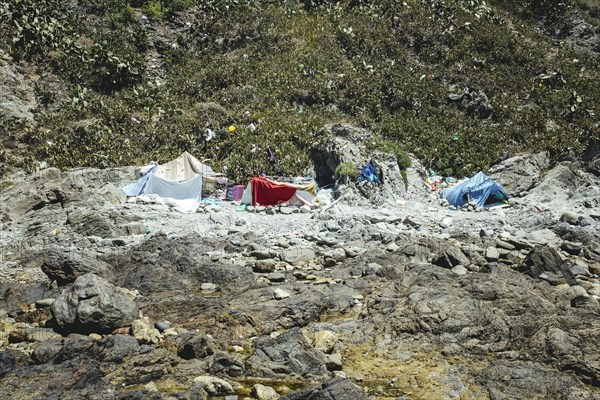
228,124,236,133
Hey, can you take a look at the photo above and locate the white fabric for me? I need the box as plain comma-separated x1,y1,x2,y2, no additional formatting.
240,182,253,205
144,174,202,201
154,151,214,181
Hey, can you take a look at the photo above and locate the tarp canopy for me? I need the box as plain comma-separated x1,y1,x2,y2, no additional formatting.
122,152,212,212
441,171,509,208
153,151,214,181
241,176,317,206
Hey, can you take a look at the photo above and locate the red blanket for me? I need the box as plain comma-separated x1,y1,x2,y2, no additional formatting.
250,176,297,206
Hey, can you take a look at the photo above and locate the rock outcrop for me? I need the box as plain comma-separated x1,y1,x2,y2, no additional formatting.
51,273,139,333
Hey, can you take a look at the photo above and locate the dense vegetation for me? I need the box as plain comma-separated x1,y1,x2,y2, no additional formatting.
1,0,598,181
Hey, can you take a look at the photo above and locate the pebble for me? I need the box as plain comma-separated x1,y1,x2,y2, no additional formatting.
254,260,277,273
273,288,290,300
439,217,453,229
201,282,218,291
485,247,499,261
35,298,55,308
155,321,171,332
267,272,285,282
451,265,468,276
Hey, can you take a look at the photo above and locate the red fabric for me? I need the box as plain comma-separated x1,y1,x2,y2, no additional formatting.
250,176,297,206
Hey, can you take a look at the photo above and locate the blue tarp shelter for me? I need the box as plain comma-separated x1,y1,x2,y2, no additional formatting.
441,171,509,208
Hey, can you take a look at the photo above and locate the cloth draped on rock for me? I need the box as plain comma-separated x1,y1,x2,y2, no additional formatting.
250,176,297,206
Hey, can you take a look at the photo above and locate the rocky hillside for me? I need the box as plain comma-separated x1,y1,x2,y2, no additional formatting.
1,0,599,180
0,150,599,399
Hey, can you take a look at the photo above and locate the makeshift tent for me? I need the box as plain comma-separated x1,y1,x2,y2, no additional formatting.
122,152,215,212
240,176,317,206
441,171,509,208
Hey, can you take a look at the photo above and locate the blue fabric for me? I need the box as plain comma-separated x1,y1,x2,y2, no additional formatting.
122,166,156,197
361,163,379,183
441,171,508,207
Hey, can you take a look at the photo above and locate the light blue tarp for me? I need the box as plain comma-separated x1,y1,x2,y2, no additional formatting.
441,171,508,207
122,166,155,197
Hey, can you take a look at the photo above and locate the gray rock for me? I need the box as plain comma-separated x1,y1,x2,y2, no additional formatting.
176,333,217,360
193,375,233,395
267,272,286,283
495,239,516,250
281,248,316,265
344,246,365,258
280,377,369,400
273,288,290,300
51,273,139,333
252,384,281,400
325,353,343,371
249,327,327,378
518,245,577,286
485,247,499,261
132,317,161,344
99,334,141,363
35,298,55,308
433,246,470,268
403,216,421,228
209,351,245,378
201,282,218,291
451,265,468,276
66,209,123,238
567,286,592,307
569,262,590,277
31,339,64,364
325,220,341,232
154,321,171,332
254,260,277,273
561,241,582,255
489,152,550,196
41,248,114,286
560,211,580,225
251,249,276,260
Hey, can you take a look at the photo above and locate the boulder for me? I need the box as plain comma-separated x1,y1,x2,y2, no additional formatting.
254,260,277,273
489,152,550,196
280,377,369,400
99,334,141,363
176,333,217,360
281,247,316,265
41,248,114,286
192,375,233,396
518,245,577,286
209,351,245,377
560,212,580,226
51,273,139,333
433,246,470,269
249,327,327,378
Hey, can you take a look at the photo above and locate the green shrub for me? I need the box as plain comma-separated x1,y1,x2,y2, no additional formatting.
144,1,164,19
335,162,359,180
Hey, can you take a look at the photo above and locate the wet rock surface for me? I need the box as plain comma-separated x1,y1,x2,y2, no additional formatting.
1,155,600,399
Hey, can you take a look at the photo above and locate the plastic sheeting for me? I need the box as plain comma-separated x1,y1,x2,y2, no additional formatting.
143,174,202,201
441,171,508,207
153,151,214,181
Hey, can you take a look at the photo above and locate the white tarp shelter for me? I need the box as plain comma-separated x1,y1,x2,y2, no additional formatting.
122,152,214,212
